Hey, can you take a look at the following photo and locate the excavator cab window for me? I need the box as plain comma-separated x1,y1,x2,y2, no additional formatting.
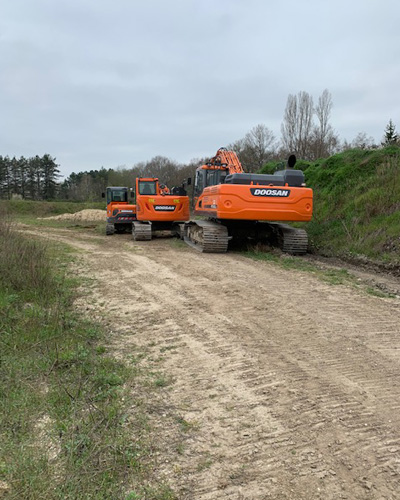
205,169,227,187
194,170,206,197
206,169,223,186
107,188,128,204
139,181,157,195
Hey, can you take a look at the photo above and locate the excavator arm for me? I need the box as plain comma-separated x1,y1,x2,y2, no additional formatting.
206,147,244,174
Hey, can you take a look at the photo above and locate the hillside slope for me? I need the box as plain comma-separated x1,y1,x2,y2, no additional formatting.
262,147,400,265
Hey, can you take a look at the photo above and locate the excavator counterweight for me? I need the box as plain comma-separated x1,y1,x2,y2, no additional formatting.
132,177,190,240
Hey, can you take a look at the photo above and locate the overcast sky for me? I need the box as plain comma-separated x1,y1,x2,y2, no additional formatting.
1,0,399,178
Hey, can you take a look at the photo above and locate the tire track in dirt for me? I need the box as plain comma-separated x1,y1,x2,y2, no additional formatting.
24,227,400,499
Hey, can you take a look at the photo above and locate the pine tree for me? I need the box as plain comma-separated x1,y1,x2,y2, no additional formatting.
26,156,41,199
382,119,399,146
41,154,60,200
0,157,12,199
0,156,10,199
18,156,28,198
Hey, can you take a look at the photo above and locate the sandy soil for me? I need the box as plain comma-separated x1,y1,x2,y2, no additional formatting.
24,226,400,499
38,209,106,221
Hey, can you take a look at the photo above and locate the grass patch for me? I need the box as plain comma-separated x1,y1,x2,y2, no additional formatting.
175,417,199,433
168,238,187,250
242,247,317,273
196,456,213,472
0,213,175,499
243,246,397,298
242,247,363,291
365,287,396,299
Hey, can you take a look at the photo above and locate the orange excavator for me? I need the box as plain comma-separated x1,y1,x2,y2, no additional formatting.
104,186,136,235
104,178,190,239
132,177,190,240
183,147,313,253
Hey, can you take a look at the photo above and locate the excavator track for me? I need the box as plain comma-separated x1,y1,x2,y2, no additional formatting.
184,220,229,253
106,223,115,236
269,222,309,255
132,221,152,241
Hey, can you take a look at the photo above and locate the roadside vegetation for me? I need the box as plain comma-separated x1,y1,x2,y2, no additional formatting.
0,210,174,499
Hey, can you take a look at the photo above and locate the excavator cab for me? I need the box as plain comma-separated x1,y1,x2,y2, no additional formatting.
106,187,129,204
193,167,228,209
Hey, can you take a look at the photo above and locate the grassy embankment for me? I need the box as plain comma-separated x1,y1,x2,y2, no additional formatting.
0,209,174,499
262,146,400,266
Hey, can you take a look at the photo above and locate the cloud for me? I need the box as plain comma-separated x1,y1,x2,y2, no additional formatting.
1,0,400,175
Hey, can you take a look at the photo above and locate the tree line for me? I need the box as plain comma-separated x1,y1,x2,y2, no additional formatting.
58,157,200,203
0,154,60,200
1,90,399,202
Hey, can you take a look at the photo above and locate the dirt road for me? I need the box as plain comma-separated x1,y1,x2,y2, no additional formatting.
29,226,400,499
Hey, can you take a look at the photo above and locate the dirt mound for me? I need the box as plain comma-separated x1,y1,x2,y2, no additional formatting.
39,209,106,222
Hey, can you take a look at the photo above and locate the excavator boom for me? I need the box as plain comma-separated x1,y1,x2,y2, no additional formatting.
204,147,244,174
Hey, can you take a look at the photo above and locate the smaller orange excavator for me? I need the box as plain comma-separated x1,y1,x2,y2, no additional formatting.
103,178,190,239
104,186,136,235
132,177,190,240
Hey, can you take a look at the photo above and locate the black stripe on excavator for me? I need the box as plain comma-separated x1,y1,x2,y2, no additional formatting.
111,216,137,222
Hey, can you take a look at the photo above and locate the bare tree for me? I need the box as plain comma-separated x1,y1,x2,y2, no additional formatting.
281,89,340,160
228,124,276,172
281,91,314,159
342,132,377,151
312,89,339,158
243,124,276,171
314,90,332,143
